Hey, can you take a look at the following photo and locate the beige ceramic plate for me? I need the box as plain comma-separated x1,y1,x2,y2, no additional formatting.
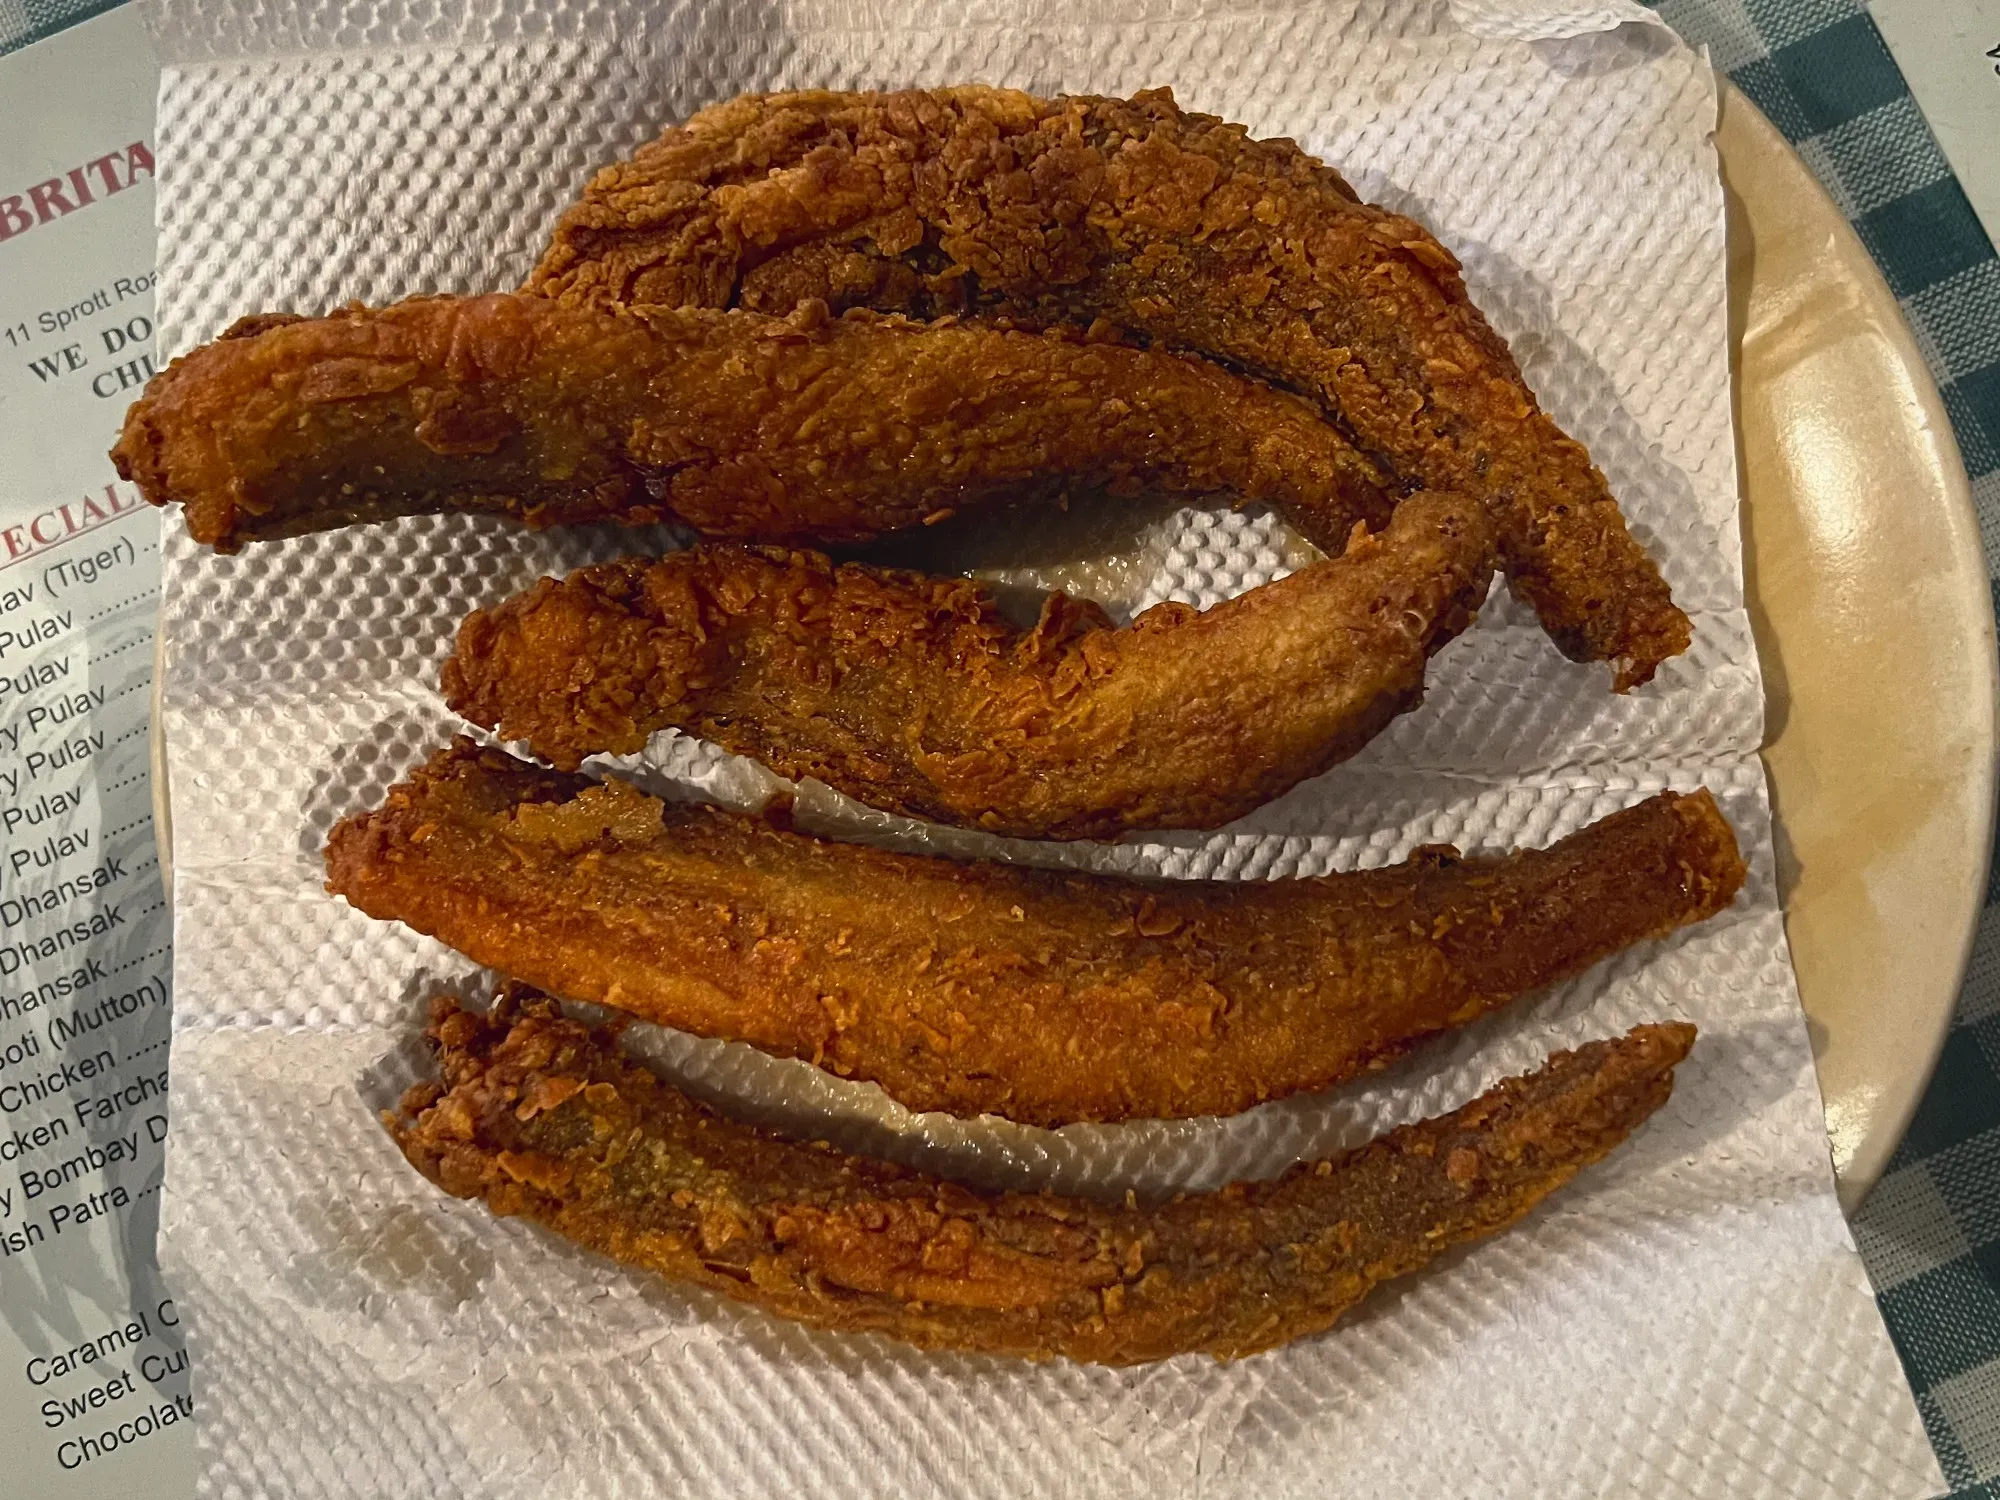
148,84,1996,1215
1724,83,1996,1211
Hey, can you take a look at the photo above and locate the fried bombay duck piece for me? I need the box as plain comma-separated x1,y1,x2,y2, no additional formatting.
392,988,1697,1364
326,740,1745,1126
442,492,1494,840
110,292,1396,553
529,86,1691,689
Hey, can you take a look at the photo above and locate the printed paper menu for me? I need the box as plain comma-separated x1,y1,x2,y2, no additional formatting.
1871,0,2000,251
0,7,195,1494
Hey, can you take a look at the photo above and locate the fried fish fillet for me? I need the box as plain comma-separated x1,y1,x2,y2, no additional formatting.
325,740,1744,1125
530,86,1690,689
391,988,1696,1364
441,491,1494,839
110,292,1396,553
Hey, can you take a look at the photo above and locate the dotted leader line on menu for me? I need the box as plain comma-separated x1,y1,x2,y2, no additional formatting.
106,815,156,840
87,634,152,666
114,718,149,747
128,1035,172,1060
86,588,160,625
111,945,172,976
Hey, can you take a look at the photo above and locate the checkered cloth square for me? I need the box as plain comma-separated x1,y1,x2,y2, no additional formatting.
6,0,1998,1492
0,0,122,57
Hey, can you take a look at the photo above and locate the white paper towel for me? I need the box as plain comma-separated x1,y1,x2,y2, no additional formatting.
145,1,1945,1495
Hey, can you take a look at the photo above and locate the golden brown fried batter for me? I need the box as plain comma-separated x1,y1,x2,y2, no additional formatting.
110,292,1394,553
531,86,1690,688
442,492,1494,839
326,740,1744,1125
390,987,1696,1364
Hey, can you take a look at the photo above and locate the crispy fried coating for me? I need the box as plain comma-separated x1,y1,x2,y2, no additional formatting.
441,491,1494,839
390,988,1696,1364
110,292,1395,553
530,86,1690,688
326,740,1744,1125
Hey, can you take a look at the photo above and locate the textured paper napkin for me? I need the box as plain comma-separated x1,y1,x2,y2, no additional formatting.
145,1,1943,1495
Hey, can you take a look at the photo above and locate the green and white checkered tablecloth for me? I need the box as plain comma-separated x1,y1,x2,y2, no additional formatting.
7,0,1999,1491
0,0,119,58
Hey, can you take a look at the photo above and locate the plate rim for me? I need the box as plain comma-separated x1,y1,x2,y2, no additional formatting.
1720,80,1999,1210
